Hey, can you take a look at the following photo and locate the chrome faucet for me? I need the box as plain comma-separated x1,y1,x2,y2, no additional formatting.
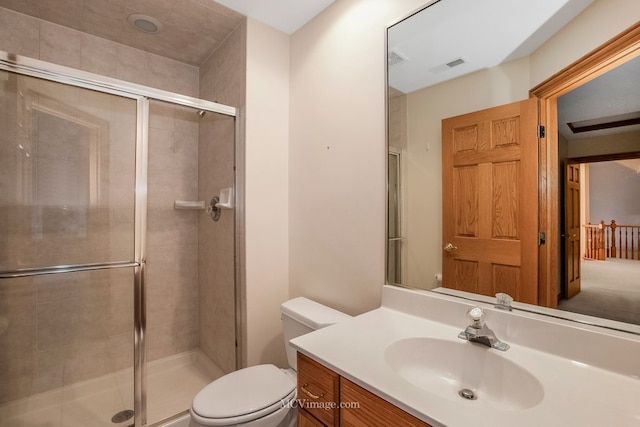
494,292,513,311
458,306,509,351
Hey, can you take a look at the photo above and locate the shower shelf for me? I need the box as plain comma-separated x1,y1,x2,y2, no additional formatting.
174,200,206,210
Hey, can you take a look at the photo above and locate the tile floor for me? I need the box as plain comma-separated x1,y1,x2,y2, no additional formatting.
0,350,223,427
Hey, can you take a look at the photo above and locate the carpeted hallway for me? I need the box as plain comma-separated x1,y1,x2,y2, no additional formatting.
559,258,640,325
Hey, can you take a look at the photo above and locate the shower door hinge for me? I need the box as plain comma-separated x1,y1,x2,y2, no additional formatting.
538,125,546,138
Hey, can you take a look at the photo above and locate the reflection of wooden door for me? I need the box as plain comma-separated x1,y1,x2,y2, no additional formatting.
565,163,581,298
442,99,538,304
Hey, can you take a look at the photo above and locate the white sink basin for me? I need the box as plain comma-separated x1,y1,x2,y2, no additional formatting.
385,337,544,411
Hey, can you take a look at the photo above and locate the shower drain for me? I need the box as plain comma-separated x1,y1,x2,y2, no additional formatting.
111,409,135,424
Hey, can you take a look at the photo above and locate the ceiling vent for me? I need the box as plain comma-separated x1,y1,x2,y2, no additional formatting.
128,13,163,34
428,58,466,74
446,58,466,68
388,50,407,66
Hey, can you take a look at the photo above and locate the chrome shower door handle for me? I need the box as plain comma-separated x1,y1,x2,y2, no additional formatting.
443,243,458,253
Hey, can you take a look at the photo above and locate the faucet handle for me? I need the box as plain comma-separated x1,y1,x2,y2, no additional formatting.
466,306,485,328
495,293,513,311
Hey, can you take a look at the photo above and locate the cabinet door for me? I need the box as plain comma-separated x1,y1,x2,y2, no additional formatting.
297,353,340,426
340,378,432,427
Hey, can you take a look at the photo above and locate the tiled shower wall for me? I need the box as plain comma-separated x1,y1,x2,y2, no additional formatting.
198,19,246,374
0,6,243,401
0,72,138,404
0,8,199,97
146,101,200,361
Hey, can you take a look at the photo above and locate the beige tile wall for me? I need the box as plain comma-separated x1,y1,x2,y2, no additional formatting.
0,6,242,403
0,7,199,97
0,269,135,404
0,72,138,403
146,101,200,362
198,19,246,373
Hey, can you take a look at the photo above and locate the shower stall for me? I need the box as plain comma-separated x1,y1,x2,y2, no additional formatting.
0,52,240,427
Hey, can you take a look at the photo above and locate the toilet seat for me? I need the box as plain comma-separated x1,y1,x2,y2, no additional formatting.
191,364,296,426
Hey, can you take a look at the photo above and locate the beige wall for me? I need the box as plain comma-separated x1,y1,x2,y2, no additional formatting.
245,18,290,367
288,0,425,316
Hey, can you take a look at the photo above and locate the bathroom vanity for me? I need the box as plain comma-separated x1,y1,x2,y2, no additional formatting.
296,352,431,426
291,285,640,427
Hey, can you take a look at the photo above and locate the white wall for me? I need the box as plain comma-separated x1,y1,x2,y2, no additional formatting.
288,0,425,316
589,162,640,226
245,18,290,366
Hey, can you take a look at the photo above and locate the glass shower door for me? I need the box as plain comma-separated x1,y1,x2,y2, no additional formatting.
0,71,138,426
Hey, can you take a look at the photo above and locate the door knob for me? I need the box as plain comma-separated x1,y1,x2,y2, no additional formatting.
443,243,458,253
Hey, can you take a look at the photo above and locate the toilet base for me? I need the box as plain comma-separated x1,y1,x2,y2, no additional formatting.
189,405,296,427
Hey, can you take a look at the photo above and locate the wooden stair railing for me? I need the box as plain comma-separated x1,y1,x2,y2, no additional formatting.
584,220,640,261
584,221,606,260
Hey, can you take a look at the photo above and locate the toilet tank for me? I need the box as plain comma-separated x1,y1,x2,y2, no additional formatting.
281,297,351,370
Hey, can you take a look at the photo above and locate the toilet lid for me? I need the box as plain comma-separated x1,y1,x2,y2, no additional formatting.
192,364,296,420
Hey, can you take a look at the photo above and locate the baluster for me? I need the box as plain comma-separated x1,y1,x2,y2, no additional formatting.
595,221,607,261
625,226,629,259
601,220,607,260
610,220,617,258
585,226,590,259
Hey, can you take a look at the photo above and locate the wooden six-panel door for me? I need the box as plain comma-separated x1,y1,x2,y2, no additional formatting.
565,163,581,298
442,99,539,304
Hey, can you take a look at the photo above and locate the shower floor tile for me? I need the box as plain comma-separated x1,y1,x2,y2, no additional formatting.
0,350,223,427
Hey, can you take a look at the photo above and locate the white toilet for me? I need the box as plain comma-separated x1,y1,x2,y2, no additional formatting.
189,297,351,427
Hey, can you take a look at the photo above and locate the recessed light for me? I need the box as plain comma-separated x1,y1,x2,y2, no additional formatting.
128,13,163,34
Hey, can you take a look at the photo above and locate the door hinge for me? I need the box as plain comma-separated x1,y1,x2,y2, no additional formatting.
538,125,546,138
539,232,546,246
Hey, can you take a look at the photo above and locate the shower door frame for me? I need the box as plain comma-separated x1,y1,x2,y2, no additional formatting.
0,50,240,427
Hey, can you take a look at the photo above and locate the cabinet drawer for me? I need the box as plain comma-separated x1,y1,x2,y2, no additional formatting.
298,408,326,427
340,378,432,427
297,352,339,426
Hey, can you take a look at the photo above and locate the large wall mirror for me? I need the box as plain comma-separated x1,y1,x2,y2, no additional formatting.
386,0,640,334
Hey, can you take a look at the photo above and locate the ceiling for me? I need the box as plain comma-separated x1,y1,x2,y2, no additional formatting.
2,0,636,153
387,0,595,94
557,54,640,141
214,0,336,34
387,0,639,163
0,0,334,66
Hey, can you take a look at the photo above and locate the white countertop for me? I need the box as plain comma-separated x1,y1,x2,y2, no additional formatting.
290,286,640,427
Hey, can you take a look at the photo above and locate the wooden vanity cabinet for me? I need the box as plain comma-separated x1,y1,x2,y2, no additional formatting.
296,353,432,427
340,378,431,427
297,353,340,426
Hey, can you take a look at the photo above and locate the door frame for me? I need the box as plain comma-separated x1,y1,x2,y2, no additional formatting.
530,22,640,308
